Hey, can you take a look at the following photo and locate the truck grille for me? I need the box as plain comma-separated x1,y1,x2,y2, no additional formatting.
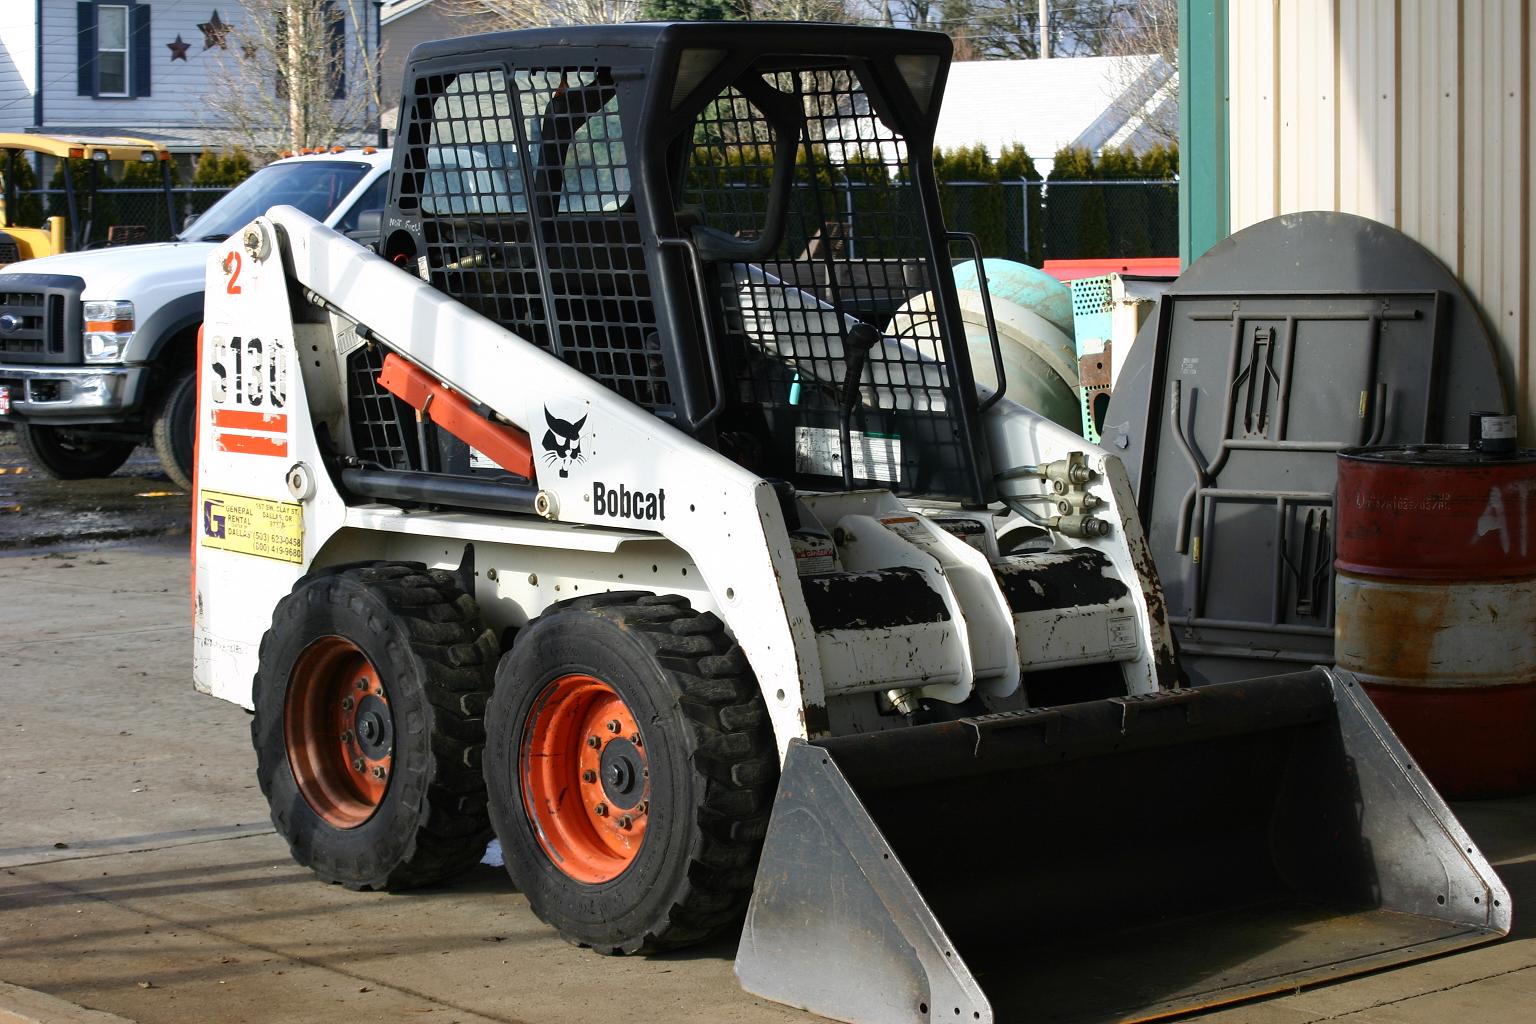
0,291,49,355
0,239,19,268
0,274,85,364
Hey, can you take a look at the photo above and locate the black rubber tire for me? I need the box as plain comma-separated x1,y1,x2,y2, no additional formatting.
16,423,135,480
253,562,498,890
151,369,196,491
485,592,777,954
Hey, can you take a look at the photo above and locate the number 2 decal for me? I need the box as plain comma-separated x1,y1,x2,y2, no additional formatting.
224,251,243,294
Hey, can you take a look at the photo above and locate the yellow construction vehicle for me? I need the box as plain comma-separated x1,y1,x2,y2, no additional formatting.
0,132,175,266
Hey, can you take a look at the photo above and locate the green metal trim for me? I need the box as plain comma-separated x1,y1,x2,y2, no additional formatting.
1179,0,1229,267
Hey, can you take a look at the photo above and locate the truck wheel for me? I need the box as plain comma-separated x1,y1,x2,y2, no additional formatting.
152,370,195,491
485,593,777,954
252,563,498,890
15,423,135,479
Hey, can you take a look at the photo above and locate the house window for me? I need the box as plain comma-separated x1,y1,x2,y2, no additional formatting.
77,1,151,99
97,5,130,97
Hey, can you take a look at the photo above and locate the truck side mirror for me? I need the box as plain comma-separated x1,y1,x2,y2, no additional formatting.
348,209,382,244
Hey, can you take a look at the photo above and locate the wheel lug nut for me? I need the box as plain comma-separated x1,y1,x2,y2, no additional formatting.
636,800,648,813
371,765,387,780
582,770,597,783
352,758,365,772
630,732,642,746
341,696,354,711
340,730,353,743
587,735,601,748
356,678,368,691
593,802,608,817
618,815,633,830
606,719,621,733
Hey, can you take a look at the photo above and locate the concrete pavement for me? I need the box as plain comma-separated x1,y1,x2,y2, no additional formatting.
2,543,1534,1024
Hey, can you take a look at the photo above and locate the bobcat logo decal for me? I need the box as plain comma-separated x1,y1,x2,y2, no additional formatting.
541,407,587,478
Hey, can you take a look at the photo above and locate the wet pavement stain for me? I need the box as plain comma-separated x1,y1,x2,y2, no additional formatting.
0,430,190,549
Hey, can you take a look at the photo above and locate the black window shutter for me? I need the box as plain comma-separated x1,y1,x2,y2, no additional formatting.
130,4,151,97
77,2,98,97
274,5,288,100
327,2,345,100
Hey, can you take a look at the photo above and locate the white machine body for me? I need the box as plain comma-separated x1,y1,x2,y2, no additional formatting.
194,207,1176,757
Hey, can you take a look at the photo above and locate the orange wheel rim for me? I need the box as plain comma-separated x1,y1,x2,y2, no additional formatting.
284,636,393,829
521,674,650,884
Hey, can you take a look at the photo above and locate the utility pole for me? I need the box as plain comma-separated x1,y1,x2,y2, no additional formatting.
1038,0,1050,58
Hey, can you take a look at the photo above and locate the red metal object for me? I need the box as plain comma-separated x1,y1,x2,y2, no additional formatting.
1335,445,1536,798
377,353,535,479
1336,446,1536,579
1362,683,1536,797
520,673,649,883
285,637,393,828
1041,257,1180,283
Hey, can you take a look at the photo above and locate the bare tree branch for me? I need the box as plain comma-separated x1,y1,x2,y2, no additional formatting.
202,0,381,157
436,0,642,29
1101,0,1179,146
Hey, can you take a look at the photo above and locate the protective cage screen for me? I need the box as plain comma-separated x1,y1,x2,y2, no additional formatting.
395,65,670,412
682,66,969,496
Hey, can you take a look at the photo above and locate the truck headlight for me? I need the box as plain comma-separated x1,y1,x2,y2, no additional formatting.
83,300,135,363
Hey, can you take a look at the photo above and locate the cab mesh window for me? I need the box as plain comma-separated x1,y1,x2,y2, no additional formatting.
560,96,629,213
683,68,952,417
420,71,526,216
681,66,963,491
397,67,667,411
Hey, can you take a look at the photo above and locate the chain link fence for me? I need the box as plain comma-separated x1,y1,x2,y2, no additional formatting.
776,178,1177,267
14,186,234,248
940,179,1178,265
10,179,1173,262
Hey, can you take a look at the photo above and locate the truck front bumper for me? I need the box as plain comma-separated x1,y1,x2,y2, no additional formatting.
0,365,147,424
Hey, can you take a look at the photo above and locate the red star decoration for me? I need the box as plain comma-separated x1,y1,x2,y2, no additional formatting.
198,10,231,51
167,34,190,62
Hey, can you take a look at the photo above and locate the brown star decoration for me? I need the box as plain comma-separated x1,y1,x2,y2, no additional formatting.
197,10,231,50
166,34,190,61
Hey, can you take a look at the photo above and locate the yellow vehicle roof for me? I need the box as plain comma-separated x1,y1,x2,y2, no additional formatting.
0,132,170,162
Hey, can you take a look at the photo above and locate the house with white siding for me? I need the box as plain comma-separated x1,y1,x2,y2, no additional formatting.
379,0,475,130
934,55,1177,175
0,1,383,165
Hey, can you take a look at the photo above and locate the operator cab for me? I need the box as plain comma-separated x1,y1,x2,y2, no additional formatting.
379,23,998,505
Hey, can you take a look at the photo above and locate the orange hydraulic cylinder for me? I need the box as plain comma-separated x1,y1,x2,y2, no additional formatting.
377,353,535,480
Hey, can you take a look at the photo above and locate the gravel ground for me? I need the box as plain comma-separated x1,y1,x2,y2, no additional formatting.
0,427,190,549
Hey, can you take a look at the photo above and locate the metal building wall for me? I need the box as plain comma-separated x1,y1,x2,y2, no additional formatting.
1227,0,1533,441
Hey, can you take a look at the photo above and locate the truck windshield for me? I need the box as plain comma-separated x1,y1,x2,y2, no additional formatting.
181,160,371,242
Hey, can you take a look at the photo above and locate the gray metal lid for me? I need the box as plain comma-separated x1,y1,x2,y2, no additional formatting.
1103,212,1510,685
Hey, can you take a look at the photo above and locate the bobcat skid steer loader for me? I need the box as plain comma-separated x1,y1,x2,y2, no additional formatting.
192,23,1510,1024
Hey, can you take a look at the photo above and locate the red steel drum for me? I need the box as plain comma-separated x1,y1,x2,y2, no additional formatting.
1336,445,1536,798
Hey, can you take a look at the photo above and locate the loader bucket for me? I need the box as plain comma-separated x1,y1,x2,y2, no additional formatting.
736,669,1510,1024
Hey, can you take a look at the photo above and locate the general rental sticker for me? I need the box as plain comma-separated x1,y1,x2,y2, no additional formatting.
201,490,305,564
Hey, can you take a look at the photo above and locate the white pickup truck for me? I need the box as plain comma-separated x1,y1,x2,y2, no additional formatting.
0,147,390,488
